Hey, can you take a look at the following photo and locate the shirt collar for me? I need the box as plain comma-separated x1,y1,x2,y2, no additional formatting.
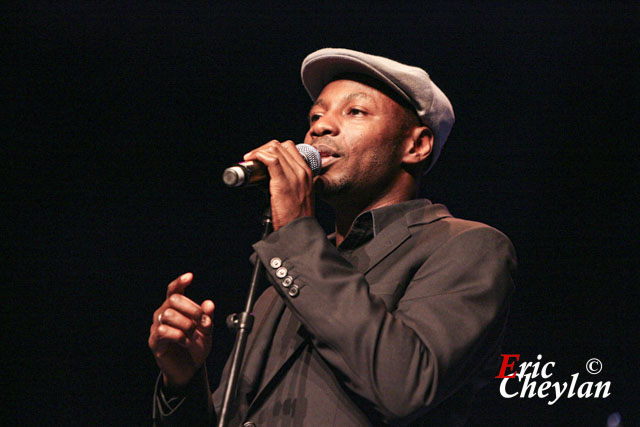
336,210,374,250
331,199,436,250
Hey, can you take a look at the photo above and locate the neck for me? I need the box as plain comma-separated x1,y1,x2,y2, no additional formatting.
331,179,416,246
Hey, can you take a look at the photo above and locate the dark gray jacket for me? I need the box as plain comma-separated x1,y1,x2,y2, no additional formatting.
154,200,516,426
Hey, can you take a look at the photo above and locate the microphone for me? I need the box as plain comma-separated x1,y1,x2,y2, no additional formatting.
223,144,322,188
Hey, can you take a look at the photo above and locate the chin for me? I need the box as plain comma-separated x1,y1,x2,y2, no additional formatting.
315,175,351,200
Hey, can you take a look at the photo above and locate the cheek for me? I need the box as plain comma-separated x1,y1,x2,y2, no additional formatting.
351,134,393,164
345,152,382,181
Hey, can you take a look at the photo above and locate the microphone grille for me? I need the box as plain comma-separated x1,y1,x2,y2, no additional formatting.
296,144,322,176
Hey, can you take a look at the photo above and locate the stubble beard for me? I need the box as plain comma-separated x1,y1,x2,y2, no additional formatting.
315,172,351,203
314,131,406,208
316,154,389,209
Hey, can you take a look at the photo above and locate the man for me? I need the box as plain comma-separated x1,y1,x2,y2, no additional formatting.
149,48,516,426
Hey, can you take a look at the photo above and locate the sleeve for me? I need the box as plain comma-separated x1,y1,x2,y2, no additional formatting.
152,366,215,426
252,216,516,422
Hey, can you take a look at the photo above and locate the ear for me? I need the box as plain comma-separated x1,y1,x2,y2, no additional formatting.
401,126,433,165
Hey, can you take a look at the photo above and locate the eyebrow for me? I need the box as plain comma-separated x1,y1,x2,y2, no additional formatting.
311,92,376,110
345,92,375,103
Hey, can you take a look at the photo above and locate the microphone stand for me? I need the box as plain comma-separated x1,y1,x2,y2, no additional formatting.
217,205,272,427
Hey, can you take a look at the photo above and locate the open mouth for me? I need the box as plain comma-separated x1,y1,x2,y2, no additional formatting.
315,143,341,167
317,150,340,169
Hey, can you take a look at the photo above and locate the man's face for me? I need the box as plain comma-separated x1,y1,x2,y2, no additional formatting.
303,78,411,201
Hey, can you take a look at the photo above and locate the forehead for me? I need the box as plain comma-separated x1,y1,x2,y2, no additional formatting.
313,78,404,112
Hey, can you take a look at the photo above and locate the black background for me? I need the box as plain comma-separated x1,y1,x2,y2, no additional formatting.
4,2,638,425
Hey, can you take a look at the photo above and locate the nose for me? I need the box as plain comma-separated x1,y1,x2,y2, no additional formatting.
309,114,338,138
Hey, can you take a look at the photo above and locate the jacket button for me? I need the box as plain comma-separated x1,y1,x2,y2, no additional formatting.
275,266,288,278
282,276,293,287
269,257,282,269
243,423,256,427
288,284,299,297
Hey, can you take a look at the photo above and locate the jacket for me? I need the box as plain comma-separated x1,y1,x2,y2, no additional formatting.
154,199,517,426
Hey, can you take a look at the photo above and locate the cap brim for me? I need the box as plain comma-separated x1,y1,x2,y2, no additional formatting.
302,54,415,109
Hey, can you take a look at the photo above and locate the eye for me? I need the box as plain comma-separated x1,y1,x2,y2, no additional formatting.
309,113,322,123
348,108,366,116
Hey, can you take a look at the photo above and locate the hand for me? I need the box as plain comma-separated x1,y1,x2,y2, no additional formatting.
148,273,215,389
243,140,315,230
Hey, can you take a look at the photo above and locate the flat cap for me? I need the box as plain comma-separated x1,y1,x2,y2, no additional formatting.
301,48,454,173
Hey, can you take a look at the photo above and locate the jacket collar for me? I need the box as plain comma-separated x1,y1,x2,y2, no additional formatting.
349,199,452,274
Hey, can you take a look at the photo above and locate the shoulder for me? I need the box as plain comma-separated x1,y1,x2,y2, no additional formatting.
404,202,516,262
427,216,512,244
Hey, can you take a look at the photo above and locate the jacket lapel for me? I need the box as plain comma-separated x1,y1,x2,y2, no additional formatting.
361,218,411,275
361,201,452,275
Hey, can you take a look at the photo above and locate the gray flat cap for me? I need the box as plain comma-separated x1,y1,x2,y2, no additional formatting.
301,48,454,173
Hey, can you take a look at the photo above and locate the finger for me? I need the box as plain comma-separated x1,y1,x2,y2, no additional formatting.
201,299,215,316
277,141,312,182
281,140,312,173
166,272,193,299
155,324,190,349
149,320,188,353
248,142,304,185
158,307,198,337
165,293,204,324
267,143,306,181
243,140,281,161
250,140,310,179
196,300,215,335
254,147,293,181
